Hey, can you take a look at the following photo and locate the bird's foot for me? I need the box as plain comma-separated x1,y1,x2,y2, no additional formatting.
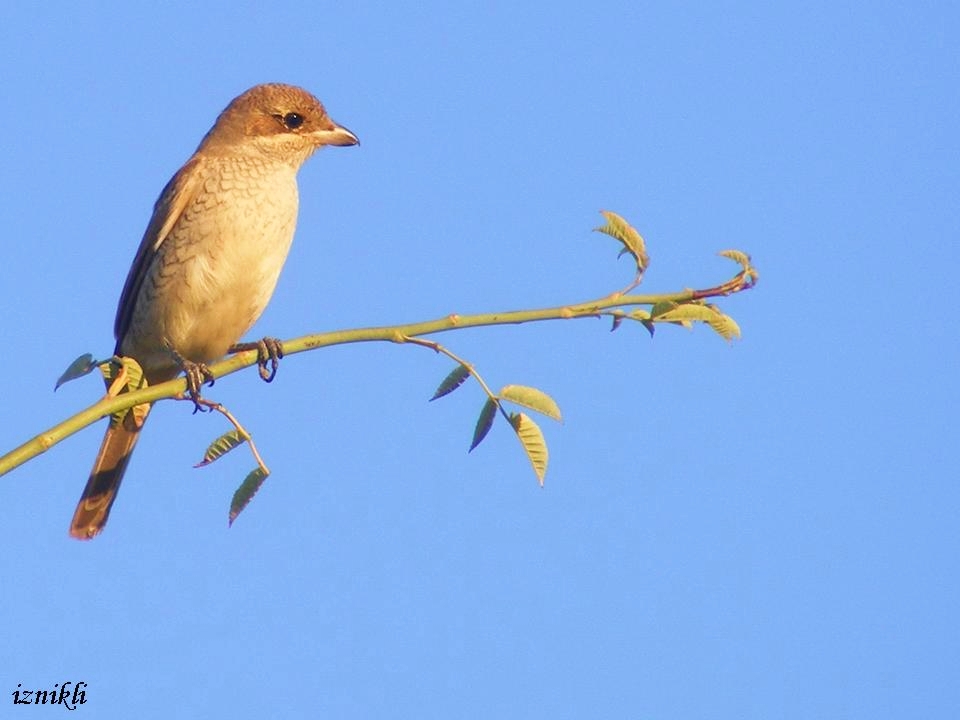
164,342,216,413
182,360,216,413
229,337,285,383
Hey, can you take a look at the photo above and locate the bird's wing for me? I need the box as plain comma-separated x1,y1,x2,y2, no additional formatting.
113,156,205,346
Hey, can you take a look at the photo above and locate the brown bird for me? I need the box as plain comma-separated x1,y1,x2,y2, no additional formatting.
69,84,358,540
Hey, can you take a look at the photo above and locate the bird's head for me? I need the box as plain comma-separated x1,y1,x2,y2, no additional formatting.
198,83,358,164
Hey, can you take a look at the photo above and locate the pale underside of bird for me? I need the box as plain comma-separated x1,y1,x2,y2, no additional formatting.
69,83,358,540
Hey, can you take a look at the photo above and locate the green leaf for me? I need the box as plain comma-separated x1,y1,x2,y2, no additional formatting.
55,353,98,390
119,357,149,425
704,305,742,340
97,356,149,427
509,412,548,485
229,467,269,527
195,429,246,468
653,302,741,340
469,397,499,452
126,359,146,389
104,356,147,393
499,384,562,422
98,358,121,385
720,249,759,288
650,301,679,318
594,210,649,274
430,364,471,401
719,249,751,270
654,302,716,324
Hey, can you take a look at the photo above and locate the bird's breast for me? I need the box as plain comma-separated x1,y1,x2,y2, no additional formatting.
123,159,302,371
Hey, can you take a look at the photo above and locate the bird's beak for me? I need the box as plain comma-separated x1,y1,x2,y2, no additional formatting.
314,122,359,147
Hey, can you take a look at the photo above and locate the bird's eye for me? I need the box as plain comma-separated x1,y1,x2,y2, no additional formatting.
282,112,305,130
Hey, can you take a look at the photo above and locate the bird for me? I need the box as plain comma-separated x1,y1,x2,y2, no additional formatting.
69,83,358,540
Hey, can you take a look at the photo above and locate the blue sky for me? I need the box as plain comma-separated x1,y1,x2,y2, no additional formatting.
1,2,958,717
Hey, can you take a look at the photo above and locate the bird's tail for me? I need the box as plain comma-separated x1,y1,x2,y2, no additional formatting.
69,405,151,540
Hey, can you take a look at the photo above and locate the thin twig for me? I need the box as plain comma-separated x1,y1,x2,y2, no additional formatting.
0,256,756,477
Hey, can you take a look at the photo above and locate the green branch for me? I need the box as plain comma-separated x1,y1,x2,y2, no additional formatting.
0,212,759,487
